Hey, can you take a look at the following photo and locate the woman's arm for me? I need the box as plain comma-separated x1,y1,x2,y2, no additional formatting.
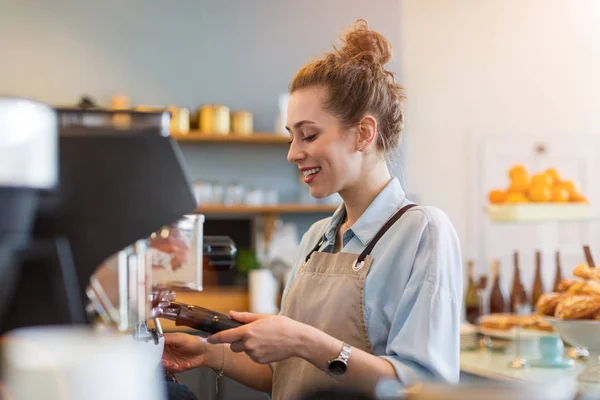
206,313,397,396
204,343,273,393
296,325,397,394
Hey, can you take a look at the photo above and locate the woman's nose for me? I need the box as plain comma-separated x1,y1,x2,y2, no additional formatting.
287,140,306,164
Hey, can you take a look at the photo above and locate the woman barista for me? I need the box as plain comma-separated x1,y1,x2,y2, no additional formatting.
161,20,462,399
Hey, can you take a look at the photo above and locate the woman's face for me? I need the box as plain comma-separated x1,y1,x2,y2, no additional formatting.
286,86,362,199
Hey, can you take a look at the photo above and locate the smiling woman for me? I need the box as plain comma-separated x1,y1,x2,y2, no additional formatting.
161,19,462,400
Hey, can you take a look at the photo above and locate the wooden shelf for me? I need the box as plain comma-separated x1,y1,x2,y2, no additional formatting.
196,203,338,215
171,132,290,144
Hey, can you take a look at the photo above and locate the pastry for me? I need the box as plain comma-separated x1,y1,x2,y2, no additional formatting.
525,315,555,332
555,294,600,319
536,292,562,316
567,280,600,296
573,263,592,280
479,313,555,332
480,314,516,330
567,280,588,295
590,268,600,282
557,279,580,293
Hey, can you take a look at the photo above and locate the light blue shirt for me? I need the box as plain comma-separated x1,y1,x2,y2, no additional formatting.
281,177,462,384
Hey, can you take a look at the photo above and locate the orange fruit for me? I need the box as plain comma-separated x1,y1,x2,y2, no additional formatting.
559,180,576,195
531,173,553,187
505,192,529,204
528,184,552,202
570,192,589,203
509,164,528,181
508,174,530,193
551,186,570,203
545,168,560,186
488,189,507,204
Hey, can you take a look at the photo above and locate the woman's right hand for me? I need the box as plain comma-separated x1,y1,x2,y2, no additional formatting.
161,332,211,373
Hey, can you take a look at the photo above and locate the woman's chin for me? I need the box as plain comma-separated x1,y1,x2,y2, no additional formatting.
308,186,333,199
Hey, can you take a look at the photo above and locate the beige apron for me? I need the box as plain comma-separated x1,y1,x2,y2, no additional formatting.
272,204,416,400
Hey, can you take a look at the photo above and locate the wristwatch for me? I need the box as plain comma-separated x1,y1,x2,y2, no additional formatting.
327,343,351,376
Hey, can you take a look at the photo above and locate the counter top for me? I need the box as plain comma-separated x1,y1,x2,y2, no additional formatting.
460,349,600,398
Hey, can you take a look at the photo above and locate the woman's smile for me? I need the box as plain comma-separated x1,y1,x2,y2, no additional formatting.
301,166,322,184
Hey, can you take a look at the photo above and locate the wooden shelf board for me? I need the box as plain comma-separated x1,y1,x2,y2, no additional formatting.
171,132,290,144
196,203,339,214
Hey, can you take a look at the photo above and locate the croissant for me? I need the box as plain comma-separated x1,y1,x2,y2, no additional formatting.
557,279,580,293
573,263,591,279
567,280,600,297
555,294,600,319
573,263,600,281
536,292,562,316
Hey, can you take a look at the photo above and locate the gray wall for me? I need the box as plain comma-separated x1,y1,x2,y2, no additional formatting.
0,0,403,236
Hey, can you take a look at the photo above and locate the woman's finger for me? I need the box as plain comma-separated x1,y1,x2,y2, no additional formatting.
230,340,246,353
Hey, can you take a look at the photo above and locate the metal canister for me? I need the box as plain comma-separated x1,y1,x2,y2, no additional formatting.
231,111,253,135
198,104,230,135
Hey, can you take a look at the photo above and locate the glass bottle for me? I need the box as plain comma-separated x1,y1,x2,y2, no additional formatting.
465,260,482,324
489,259,506,314
510,251,529,313
531,250,545,310
553,250,563,292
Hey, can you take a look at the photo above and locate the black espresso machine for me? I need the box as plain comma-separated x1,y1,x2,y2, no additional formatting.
0,99,242,399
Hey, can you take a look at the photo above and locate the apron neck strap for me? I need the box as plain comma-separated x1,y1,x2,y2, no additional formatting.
355,204,417,265
304,237,325,264
304,203,417,266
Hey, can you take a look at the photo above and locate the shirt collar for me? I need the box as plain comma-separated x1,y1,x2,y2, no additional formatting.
322,177,407,246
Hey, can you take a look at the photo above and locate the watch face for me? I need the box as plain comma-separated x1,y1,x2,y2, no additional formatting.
328,360,347,376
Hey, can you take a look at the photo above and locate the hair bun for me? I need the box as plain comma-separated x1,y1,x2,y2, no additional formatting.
338,19,392,66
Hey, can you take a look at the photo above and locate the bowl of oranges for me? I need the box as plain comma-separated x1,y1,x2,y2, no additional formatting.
486,165,590,222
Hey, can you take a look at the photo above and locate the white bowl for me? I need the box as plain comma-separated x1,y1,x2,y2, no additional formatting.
545,317,600,351
545,317,600,382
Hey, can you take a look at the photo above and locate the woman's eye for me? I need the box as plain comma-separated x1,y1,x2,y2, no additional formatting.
303,134,317,142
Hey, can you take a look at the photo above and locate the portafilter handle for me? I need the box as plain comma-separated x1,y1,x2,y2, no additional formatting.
155,301,244,334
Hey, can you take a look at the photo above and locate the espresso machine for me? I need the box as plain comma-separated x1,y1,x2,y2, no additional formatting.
0,99,241,399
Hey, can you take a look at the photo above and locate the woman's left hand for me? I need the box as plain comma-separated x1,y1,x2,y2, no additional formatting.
207,311,304,364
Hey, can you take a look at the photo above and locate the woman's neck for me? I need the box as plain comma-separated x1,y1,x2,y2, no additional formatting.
338,161,392,229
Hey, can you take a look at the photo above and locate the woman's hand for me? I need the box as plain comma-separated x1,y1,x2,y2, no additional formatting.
161,332,211,373
207,311,304,364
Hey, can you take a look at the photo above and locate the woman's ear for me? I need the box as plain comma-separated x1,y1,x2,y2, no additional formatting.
356,115,377,151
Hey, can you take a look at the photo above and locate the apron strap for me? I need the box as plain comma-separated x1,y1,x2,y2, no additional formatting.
304,237,325,264
303,203,417,267
354,204,417,268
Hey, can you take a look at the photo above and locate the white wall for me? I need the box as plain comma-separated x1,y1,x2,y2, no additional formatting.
399,0,600,260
